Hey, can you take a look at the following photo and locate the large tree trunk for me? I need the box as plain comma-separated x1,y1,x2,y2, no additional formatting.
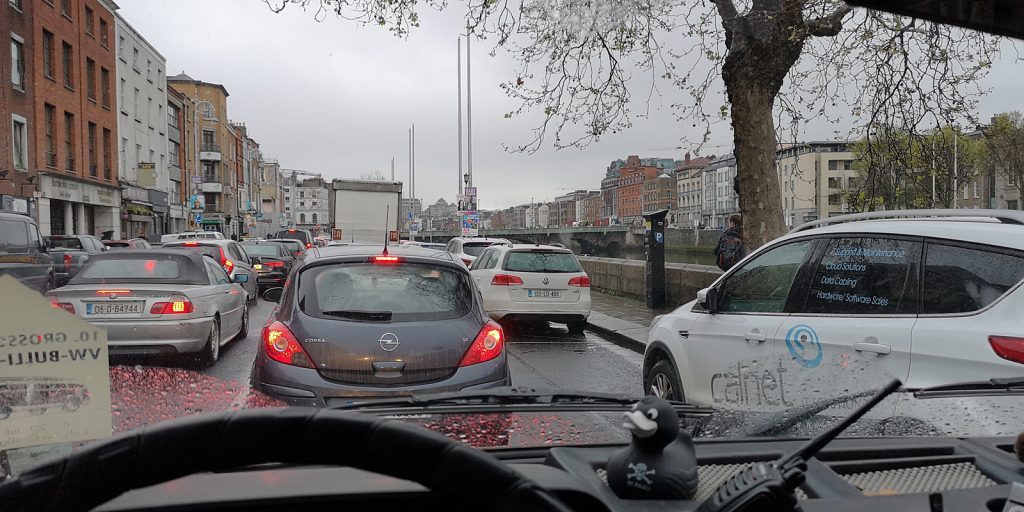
727,84,787,248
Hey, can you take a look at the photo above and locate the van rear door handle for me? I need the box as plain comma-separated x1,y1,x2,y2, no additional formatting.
854,342,891,355
744,332,768,343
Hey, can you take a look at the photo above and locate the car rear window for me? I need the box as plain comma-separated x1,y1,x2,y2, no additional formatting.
276,231,310,243
167,244,220,260
46,237,84,250
80,259,181,279
462,242,494,257
504,251,581,272
242,244,281,257
299,262,473,322
104,242,131,249
278,240,304,251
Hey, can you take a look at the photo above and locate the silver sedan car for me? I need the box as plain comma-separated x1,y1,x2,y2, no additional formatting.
46,249,250,366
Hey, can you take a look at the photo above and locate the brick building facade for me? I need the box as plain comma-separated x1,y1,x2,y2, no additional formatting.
1,0,36,216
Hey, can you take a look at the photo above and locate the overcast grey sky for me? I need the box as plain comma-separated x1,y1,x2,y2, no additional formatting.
116,1,1024,209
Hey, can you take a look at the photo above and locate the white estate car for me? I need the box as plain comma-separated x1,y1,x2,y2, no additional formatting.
444,237,512,267
469,244,592,333
643,209,1024,406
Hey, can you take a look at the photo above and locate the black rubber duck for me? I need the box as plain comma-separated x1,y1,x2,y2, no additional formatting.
606,395,699,500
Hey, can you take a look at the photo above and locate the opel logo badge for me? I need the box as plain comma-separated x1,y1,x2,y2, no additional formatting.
542,277,550,285
379,332,400,352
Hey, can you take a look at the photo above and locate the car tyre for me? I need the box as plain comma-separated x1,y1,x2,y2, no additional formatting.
646,359,683,401
567,320,587,335
198,318,221,367
235,303,249,340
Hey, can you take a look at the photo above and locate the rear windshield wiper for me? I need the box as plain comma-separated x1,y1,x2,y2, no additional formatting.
913,376,1024,397
320,310,392,321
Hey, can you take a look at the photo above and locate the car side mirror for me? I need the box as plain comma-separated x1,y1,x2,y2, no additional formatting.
262,287,283,303
233,273,249,284
697,287,719,314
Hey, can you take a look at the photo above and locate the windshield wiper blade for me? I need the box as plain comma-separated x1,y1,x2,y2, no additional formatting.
320,310,392,321
914,376,1024,396
330,387,683,410
743,389,880,438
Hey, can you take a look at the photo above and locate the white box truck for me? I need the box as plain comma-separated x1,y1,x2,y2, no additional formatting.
329,179,402,244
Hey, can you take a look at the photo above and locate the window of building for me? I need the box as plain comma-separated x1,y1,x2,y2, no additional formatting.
963,184,969,200
312,213,318,224
42,30,54,79
100,19,109,47
87,122,97,176
132,47,139,70
100,67,110,108
828,160,838,171
146,60,151,82
11,36,25,89
147,97,153,127
10,0,22,10
61,41,73,88
133,88,140,120
157,105,163,133
61,0,70,17
168,105,179,126
86,58,96,100
11,115,27,171
102,128,112,179
827,177,841,189
119,137,126,171
119,79,126,112
169,141,179,166
118,36,125,60
44,104,56,168
63,112,75,172
848,177,860,189
156,69,162,89
85,6,95,36
828,193,842,205
299,213,306,224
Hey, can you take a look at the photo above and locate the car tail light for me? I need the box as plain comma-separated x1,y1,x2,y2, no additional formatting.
568,275,591,287
150,295,195,315
491,274,524,286
262,321,314,368
306,243,312,248
219,247,234,274
184,241,199,246
63,253,72,272
371,255,402,264
459,321,504,367
51,299,75,314
461,258,473,266
989,336,1024,365
265,261,285,268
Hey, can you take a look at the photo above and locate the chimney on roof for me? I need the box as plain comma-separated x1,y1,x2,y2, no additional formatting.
685,152,691,163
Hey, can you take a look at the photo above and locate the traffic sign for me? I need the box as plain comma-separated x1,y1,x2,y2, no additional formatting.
191,176,202,184
194,213,203,225
389,230,400,242
464,186,477,196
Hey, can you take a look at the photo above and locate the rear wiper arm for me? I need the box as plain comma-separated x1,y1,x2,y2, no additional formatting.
320,310,392,321
914,376,1024,397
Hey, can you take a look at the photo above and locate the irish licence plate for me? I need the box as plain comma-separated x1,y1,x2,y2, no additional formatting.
253,264,263,270
86,302,143,315
528,290,560,298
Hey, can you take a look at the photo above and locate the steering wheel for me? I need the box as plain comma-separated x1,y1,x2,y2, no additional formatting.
0,408,573,512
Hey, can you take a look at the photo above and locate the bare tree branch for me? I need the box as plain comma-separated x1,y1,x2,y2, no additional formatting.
806,4,852,37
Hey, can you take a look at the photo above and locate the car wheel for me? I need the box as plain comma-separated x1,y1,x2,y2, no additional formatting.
647,359,684,401
567,320,587,335
235,303,249,340
198,318,221,367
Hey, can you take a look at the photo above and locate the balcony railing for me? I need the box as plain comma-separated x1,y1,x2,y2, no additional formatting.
201,143,220,153
203,204,221,213
202,173,219,183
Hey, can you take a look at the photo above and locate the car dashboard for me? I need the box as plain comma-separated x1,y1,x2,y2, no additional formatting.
95,435,1023,511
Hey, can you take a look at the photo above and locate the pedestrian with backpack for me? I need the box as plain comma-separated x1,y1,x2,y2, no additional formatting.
714,214,746,271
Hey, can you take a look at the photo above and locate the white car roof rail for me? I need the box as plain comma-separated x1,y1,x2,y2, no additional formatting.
790,209,1024,233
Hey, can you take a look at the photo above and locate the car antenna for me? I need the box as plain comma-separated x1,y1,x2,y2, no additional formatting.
382,205,390,256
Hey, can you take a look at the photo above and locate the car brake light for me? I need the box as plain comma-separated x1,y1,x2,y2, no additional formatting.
568,275,591,287
96,289,132,295
371,255,402,264
288,229,297,232
989,336,1024,365
219,247,234,273
461,258,473,266
51,300,75,314
150,295,195,315
63,253,72,272
265,261,285,268
491,274,524,286
262,321,315,368
184,241,199,246
459,321,505,367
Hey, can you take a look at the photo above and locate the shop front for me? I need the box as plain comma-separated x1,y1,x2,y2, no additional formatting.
149,189,170,238
122,185,154,240
36,174,121,238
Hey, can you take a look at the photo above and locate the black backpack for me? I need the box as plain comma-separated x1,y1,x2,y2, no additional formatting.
716,235,745,271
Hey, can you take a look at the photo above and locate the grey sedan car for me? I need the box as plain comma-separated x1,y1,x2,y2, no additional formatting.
46,249,250,366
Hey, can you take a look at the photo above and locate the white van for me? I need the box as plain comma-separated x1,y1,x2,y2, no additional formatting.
160,231,226,244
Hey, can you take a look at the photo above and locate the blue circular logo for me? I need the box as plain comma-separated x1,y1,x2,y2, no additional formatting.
785,324,822,368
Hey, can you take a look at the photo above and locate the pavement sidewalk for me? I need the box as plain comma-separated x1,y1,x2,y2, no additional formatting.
586,291,674,350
